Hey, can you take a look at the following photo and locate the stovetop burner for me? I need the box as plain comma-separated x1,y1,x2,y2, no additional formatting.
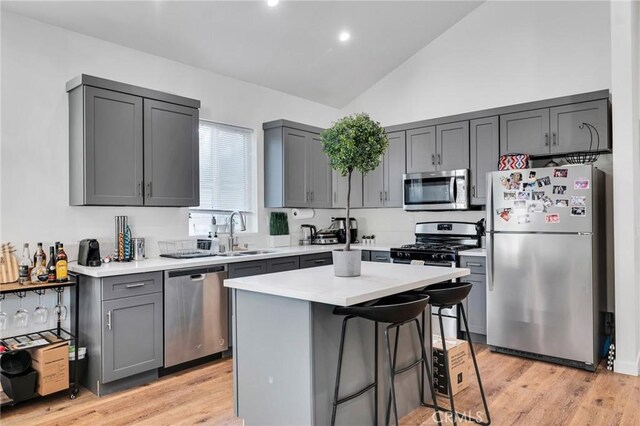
399,242,473,252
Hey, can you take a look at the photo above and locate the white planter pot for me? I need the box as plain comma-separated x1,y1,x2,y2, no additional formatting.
269,235,290,248
332,249,361,277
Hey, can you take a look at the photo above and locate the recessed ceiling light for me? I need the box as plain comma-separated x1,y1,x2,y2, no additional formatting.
267,0,279,7
339,31,351,42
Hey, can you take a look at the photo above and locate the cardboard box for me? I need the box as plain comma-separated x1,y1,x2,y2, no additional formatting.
28,341,69,396
432,335,469,397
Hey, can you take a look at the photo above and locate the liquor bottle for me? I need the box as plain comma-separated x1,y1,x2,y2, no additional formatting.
47,246,57,282
33,242,46,268
18,243,32,284
55,243,68,282
31,254,48,283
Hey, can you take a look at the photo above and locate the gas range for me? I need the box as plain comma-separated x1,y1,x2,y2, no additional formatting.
390,221,482,265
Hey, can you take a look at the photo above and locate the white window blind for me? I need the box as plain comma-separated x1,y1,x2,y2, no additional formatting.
195,121,254,212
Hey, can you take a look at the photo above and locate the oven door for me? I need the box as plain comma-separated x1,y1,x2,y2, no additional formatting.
402,170,469,211
392,258,459,338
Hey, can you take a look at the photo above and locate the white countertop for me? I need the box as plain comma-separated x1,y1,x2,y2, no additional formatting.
68,243,398,278
224,262,470,306
459,248,486,257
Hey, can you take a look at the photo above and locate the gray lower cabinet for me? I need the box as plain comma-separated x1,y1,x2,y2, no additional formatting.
460,256,486,337
469,116,500,205
332,170,363,208
360,250,371,261
228,260,268,278
264,122,332,208
143,99,199,207
436,121,469,171
78,271,164,396
550,100,610,154
67,75,201,207
363,131,406,207
299,252,333,269
406,126,436,173
369,250,390,263
499,108,550,156
102,293,163,383
266,256,300,273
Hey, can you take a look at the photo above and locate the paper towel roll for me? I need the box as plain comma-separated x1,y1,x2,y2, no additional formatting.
291,208,315,220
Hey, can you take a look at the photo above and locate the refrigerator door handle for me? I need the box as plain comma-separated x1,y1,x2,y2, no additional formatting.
486,171,494,232
487,232,494,291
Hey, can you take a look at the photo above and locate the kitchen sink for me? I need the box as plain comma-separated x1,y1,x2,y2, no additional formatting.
217,250,275,257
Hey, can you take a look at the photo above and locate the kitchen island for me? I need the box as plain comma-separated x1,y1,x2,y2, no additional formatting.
225,262,470,425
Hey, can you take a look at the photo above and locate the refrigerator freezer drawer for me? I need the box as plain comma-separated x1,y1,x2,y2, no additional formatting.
487,233,595,365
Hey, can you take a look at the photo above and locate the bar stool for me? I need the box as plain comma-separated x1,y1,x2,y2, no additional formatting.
419,282,491,426
331,294,441,426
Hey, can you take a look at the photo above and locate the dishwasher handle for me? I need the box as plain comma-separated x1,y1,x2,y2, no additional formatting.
167,265,226,278
190,274,206,281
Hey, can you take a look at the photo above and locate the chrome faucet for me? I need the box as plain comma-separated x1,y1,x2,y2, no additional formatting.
228,211,246,251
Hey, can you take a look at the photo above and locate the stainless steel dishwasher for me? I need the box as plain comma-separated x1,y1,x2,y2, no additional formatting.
164,265,229,367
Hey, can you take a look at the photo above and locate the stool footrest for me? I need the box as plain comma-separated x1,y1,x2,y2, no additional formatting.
393,358,423,376
334,381,377,406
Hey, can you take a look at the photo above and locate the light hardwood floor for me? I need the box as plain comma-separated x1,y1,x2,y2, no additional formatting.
1,345,639,425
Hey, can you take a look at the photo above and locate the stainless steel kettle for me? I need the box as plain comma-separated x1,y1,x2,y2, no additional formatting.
300,224,316,245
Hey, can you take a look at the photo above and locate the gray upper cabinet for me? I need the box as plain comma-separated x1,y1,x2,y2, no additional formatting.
436,121,469,171
500,108,551,156
67,75,201,207
550,100,610,154
264,121,332,208
469,116,499,205
71,86,144,206
143,100,199,207
363,131,405,207
332,170,363,209
406,126,436,173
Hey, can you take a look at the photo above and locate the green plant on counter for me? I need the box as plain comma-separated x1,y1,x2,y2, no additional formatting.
321,113,388,251
269,212,289,236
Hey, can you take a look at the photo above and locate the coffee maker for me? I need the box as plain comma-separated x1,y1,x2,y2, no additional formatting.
78,239,102,267
330,217,358,244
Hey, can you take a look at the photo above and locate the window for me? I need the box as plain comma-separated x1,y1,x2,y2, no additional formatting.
189,120,256,236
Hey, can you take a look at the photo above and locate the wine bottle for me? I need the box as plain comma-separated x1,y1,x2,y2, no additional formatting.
47,246,57,282
19,243,32,284
33,242,46,268
55,243,68,282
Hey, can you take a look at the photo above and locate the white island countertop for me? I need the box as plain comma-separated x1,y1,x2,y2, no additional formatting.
224,262,470,306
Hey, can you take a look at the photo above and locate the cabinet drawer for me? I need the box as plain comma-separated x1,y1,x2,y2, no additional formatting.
266,256,300,273
370,251,390,263
102,272,163,301
228,260,268,278
361,250,371,261
460,257,486,275
299,252,333,269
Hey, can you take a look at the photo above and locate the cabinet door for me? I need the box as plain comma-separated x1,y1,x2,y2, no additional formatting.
370,251,390,263
384,131,406,207
550,100,609,155
333,170,363,208
102,293,163,383
465,274,487,336
283,128,309,207
469,117,499,205
363,157,385,208
266,256,300,273
299,252,333,269
307,134,332,208
143,99,199,206
84,86,144,206
228,260,268,278
406,127,436,173
500,108,550,156
436,121,469,171
360,250,371,261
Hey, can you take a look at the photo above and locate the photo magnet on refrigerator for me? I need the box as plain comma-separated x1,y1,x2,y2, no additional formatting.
553,169,568,178
517,214,531,224
555,199,569,207
517,191,531,200
510,172,523,183
545,214,560,224
504,192,516,201
528,171,537,181
500,176,511,190
497,208,512,222
574,178,590,190
541,196,553,208
571,206,586,217
513,200,526,211
570,196,586,206
552,185,567,194
532,191,544,200
536,176,551,187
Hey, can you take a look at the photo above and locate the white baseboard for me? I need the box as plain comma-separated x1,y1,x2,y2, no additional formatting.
614,352,640,376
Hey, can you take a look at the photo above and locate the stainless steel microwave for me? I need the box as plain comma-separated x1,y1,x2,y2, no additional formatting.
402,169,469,211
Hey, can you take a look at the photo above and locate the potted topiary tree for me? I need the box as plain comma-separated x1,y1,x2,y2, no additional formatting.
321,113,388,277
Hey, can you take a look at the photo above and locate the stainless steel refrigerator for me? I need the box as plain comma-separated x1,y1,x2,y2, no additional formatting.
486,164,605,371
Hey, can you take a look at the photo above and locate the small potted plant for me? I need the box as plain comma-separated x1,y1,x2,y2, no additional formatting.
321,113,388,276
269,212,290,247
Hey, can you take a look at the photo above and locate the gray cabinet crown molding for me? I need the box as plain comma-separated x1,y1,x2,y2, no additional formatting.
66,74,200,109
383,89,610,134
263,119,324,134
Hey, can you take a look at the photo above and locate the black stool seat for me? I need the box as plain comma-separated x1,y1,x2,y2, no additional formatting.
418,282,472,308
334,294,430,324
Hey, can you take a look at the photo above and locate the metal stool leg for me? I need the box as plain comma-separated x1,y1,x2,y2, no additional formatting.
384,325,399,426
414,318,442,425
438,307,458,426
459,304,491,425
385,325,400,426
331,315,352,426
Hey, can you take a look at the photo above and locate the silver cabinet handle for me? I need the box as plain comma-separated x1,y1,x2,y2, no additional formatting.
552,132,557,146
384,191,388,201
107,311,112,330
375,256,388,260
471,185,476,197
146,182,152,197
431,154,435,165
465,262,483,267
314,259,326,264
379,191,383,202
125,283,145,288
138,181,142,197
437,154,441,165
306,191,309,202
544,132,549,146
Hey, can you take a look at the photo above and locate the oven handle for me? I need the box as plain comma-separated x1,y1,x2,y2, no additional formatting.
392,259,456,268
449,177,456,204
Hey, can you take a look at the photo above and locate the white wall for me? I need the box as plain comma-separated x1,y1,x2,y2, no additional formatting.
0,11,340,259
